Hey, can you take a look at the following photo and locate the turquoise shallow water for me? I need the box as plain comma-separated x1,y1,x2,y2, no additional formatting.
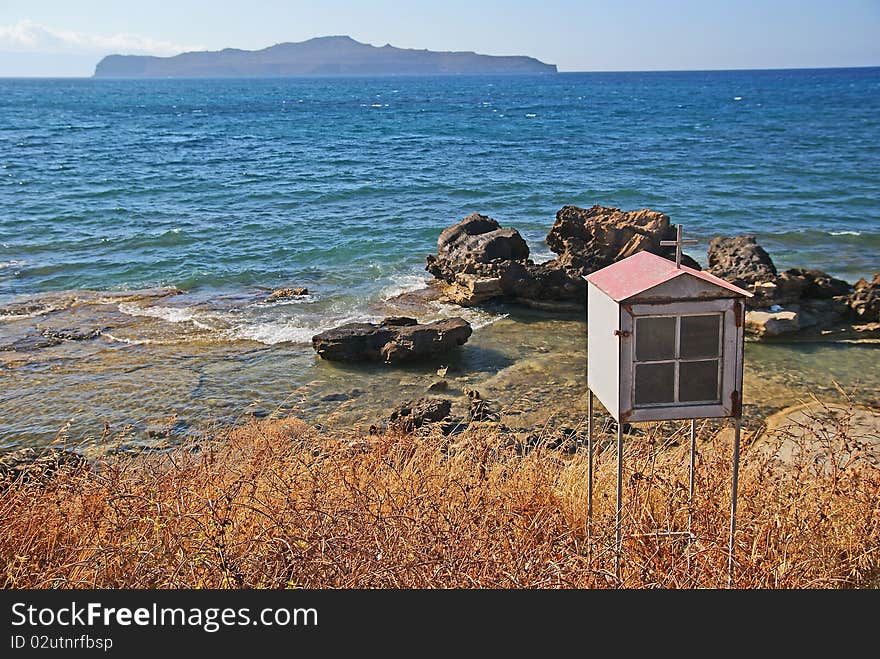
0,69,878,449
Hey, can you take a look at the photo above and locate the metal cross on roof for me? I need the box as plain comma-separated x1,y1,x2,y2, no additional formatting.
660,223,698,268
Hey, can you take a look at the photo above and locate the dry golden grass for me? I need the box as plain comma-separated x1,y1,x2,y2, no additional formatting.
1,404,878,589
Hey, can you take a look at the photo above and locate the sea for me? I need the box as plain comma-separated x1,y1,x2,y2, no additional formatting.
1,68,879,450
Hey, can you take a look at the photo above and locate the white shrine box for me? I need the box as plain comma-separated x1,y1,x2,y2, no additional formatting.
585,251,753,424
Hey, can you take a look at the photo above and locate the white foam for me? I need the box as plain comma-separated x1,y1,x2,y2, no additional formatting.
0,260,24,269
118,303,216,329
100,331,153,345
829,230,861,236
380,274,430,300
228,312,383,346
432,302,508,330
251,293,316,308
529,247,556,264
734,96,743,101
228,321,317,345
525,113,537,118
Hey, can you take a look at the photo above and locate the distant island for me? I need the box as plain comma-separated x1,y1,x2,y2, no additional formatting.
92,35,557,78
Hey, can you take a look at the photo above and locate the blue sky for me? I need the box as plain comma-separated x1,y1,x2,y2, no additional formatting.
1,0,878,76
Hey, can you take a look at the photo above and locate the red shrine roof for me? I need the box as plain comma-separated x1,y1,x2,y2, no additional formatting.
584,250,753,302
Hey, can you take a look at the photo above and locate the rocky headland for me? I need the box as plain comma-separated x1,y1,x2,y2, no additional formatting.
94,35,557,78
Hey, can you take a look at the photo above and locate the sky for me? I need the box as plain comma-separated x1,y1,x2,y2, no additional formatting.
1,0,878,77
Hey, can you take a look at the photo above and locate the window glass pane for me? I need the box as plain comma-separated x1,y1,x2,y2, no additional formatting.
635,317,676,361
635,362,675,406
679,360,720,402
680,315,721,359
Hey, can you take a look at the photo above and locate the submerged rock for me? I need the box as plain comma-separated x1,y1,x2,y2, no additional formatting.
266,287,309,302
0,301,50,317
320,389,366,402
388,397,453,431
311,316,472,363
0,333,62,352
40,326,104,341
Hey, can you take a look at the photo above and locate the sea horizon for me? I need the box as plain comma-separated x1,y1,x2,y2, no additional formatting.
0,63,877,80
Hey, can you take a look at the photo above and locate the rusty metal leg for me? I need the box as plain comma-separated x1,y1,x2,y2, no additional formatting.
615,420,623,582
728,417,741,588
687,418,696,569
587,390,594,550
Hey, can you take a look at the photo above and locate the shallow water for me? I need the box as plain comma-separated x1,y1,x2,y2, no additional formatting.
1,285,877,452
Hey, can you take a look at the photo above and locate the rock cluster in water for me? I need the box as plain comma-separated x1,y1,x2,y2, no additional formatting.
423,204,879,340
705,235,877,337
424,205,694,310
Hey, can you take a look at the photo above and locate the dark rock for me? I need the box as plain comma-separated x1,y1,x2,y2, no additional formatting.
500,260,587,305
0,447,86,484
707,234,777,291
783,268,852,299
464,388,502,422
706,235,819,309
388,397,453,431
312,322,388,361
267,287,309,302
848,273,880,322
797,298,849,330
433,212,529,270
440,417,468,436
379,316,419,327
0,333,62,352
312,317,472,363
428,380,449,392
425,213,530,305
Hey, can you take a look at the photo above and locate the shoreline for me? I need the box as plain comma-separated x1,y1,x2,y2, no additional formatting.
2,205,879,453
1,278,878,453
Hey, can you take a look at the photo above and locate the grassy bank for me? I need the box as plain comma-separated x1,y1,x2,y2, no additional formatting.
1,405,877,589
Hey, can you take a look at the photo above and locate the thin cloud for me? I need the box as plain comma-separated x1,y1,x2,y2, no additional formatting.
0,19,202,56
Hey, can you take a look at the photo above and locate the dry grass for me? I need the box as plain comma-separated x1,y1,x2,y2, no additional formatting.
1,404,878,589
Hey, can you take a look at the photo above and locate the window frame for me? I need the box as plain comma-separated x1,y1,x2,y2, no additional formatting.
619,298,743,422
633,312,723,407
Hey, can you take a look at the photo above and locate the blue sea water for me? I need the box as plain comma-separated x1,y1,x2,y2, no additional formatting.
1,68,879,304
1,69,879,449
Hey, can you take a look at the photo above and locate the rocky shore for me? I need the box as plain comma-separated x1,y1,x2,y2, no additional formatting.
1,203,877,453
